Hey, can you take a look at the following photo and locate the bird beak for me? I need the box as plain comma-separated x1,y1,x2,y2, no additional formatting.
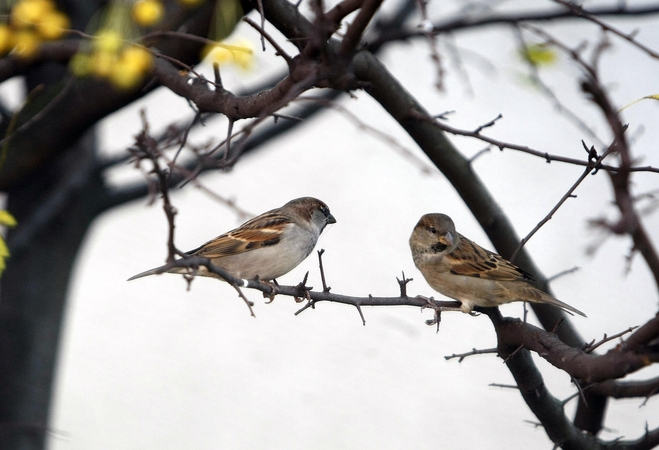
326,213,337,224
440,231,454,247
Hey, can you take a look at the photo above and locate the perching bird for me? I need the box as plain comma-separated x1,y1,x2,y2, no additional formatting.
409,213,586,317
128,197,336,282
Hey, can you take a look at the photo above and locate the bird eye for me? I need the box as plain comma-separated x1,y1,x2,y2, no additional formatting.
429,227,437,234
320,206,330,216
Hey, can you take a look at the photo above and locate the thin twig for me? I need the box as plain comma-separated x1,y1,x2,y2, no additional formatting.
419,111,657,173
490,383,519,389
243,16,293,64
445,347,498,362
510,135,626,262
583,327,639,354
474,113,502,134
317,249,330,293
396,271,413,297
547,266,580,282
553,0,659,60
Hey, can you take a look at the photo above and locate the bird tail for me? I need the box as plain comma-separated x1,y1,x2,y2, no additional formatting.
127,265,173,281
536,292,587,317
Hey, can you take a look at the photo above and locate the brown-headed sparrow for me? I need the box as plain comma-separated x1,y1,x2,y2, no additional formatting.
409,213,586,317
128,197,336,282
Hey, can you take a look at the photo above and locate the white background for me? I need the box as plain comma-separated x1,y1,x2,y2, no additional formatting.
32,1,659,449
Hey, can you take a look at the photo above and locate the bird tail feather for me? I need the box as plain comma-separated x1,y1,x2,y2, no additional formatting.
536,293,587,317
127,265,174,281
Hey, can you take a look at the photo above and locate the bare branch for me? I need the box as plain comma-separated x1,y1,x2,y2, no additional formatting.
339,0,384,56
243,17,294,65
583,327,639,354
510,134,626,262
553,0,659,60
419,112,658,174
367,3,659,49
445,348,497,362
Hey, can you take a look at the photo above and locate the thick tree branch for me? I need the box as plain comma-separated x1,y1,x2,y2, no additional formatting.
338,0,384,56
487,308,659,450
151,56,318,121
0,1,217,191
592,376,659,400
493,314,658,383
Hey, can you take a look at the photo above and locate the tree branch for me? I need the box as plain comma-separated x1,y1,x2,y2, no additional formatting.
368,3,659,48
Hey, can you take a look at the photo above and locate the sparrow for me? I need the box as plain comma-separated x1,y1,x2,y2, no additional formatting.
409,213,586,317
128,197,336,282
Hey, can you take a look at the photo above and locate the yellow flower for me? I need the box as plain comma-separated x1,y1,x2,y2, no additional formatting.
108,45,153,90
91,50,117,77
95,29,124,54
0,24,14,55
120,45,153,73
133,0,164,27
0,210,17,278
178,0,205,7
12,0,55,27
0,238,9,276
13,29,41,58
36,10,70,40
70,52,92,76
204,38,254,71
109,63,144,90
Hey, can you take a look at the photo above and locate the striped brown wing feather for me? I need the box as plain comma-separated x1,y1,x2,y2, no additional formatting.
189,212,288,258
445,235,534,281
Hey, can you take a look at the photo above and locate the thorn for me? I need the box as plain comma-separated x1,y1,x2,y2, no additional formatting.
396,271,413,297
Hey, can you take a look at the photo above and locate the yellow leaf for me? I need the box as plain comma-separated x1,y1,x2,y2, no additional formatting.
214,0,243,40
619,94,659,112
0,210,17,227
0,237,8,258
0,236,8,277
520,44,558,67
0,211,16,278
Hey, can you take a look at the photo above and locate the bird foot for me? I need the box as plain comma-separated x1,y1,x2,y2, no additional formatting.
417,296,444,330
262,279,280,303
293,280,312,303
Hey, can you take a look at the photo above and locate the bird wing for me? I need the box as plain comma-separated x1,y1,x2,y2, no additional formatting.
445,234,534,281
187,211,290,258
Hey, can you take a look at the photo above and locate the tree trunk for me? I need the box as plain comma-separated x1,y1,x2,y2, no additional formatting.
0,132,103,450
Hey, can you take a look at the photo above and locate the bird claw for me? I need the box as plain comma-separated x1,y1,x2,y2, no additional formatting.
293,278,312,303
417,295,442,331
294,290,311,304
262,279,280,303
417,295,437,309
